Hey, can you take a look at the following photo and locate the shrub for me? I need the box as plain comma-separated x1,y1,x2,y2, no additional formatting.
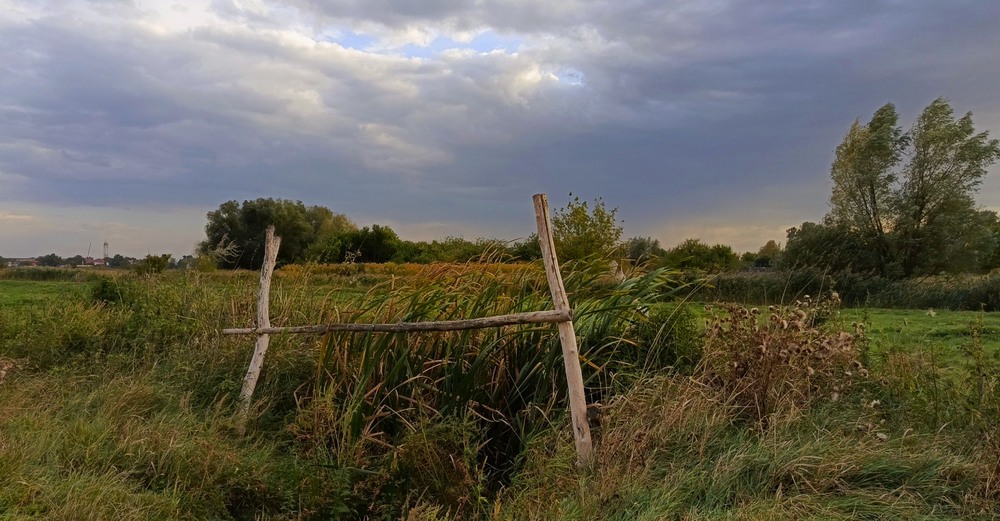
699,299,865,427
630,303,703,374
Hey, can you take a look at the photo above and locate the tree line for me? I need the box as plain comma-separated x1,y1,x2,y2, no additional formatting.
195,194,639,269
193,98,999,277
783,98,1000,278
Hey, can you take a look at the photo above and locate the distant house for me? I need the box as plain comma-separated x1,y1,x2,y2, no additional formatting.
8,258,38,267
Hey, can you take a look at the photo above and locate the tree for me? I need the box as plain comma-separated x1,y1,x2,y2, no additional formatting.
662,239,741,272
894,98,1000,276
816,99,1000,277
551,195,623,262
65,255,86,267
108,254,132,268
133,254,171,275
782,221,876,272
624,236,666,264
37,253,63,267
828,103,906,275
303,206,357,261
339,225,400,263
199,198,354,269
754,240,783,268
508,235,542,262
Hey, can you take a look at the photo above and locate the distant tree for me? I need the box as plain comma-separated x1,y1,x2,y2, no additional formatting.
509,235,542,262
65,255,86,267
782,221,877,272
108,254,131,268
340,225,400,263
303,206,358,261
173,255,196,269
624,236,666,264
979,211,1000,272
37,253,63,267
133,254,171,275
828,103,906,275
811,98,1000,277
894,98,1000,276
199,198,354,269
753,240,783,268
551,195,623,262
662,239,740,272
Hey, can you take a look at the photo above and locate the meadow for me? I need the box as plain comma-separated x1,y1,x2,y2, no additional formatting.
1,265,999,520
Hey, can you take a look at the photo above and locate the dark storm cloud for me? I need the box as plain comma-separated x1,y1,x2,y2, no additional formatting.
2,0,1000,255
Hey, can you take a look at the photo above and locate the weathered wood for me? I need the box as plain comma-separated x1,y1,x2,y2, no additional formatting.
237,225,281,432
533,193,593,466
222,309,571,335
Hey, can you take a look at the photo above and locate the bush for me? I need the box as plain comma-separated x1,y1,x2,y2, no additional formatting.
700,298,865,427
630,303,703,374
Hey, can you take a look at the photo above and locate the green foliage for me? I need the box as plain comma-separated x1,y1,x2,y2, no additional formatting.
36,253,63,267
896,98,1000,276
817,98,1000,278
754,239,782,268
339,224,401,263
7,269,1000,518
394,237,510,264
507,235,542,262
132,254,171,275
552,194,624,261
782,221,878,272
701,269,1000,311
293,264,682,494
199,198,357,269
624,236,666,265
630,303,702,374
662,238,741,272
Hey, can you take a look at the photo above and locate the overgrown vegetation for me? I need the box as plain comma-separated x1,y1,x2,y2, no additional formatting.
2,265,999,519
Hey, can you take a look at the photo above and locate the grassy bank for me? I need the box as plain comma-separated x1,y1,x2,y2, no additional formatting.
1,267,998,519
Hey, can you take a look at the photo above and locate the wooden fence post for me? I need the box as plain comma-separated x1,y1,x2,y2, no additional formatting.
237,225,281,433
533,193,593,465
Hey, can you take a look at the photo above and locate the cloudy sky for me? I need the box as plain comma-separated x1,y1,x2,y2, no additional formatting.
2,0,1000,258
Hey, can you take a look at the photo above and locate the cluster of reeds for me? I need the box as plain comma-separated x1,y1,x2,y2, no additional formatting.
280,262,682,516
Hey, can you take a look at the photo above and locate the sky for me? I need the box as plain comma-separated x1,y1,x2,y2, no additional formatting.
2,0,1000,258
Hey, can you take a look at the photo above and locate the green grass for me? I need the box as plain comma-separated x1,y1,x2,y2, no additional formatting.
0,280,88,307
2,271,1000,519
840,307,1000,369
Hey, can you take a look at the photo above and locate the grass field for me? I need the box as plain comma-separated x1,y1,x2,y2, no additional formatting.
0,280,88,307
1,269,999,520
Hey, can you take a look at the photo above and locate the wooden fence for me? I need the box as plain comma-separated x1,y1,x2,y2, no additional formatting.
222,194,593,464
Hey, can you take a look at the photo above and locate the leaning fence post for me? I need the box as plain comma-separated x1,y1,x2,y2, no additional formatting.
237,225,281,433
533,193,593,466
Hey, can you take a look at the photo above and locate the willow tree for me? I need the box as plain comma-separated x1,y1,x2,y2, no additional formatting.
828,103,906,275
823,98,999,277
894,98,1000,276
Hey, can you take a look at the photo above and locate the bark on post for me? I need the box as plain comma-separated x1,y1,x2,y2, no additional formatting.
237,225,281,433
532,193,593,465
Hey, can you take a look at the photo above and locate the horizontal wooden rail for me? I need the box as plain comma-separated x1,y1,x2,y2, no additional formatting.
222,309,572,336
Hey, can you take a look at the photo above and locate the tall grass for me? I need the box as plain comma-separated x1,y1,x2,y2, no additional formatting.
499,299,1000,520
697,268,1000,310
284,263,686,516
4,264,1000,518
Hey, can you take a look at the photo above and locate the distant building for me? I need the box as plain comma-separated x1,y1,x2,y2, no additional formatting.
7,258,39,267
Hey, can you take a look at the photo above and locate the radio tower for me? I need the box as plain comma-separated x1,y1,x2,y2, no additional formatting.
103,240,109,259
